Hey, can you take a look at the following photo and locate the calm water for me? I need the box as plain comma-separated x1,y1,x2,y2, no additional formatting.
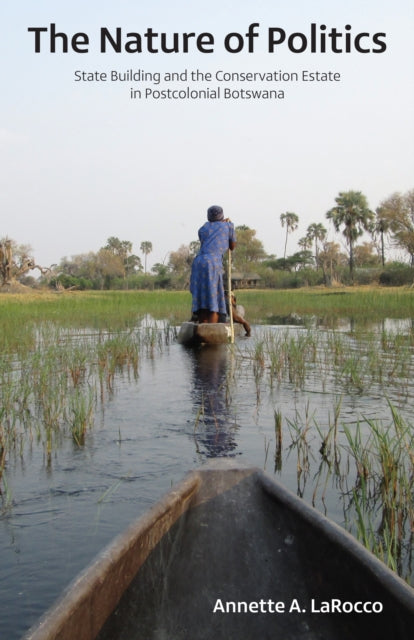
1,319,413,639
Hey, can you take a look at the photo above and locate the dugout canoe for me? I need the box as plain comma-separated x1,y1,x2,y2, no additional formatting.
176,321,243,346
24,460,414,640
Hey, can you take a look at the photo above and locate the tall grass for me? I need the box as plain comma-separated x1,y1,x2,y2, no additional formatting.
0,321,177,493
239,286,414,324
1,287,413,340
342,406,414,577
237,321,414,582
242,325,414,397
0,290,190,352
270,403,413,582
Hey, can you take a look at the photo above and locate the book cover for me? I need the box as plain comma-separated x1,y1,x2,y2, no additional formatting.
1,2,413,639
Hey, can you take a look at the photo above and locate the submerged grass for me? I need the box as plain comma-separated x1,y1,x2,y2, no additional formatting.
270,402,414,583
242,325,414,399
341,406,414,578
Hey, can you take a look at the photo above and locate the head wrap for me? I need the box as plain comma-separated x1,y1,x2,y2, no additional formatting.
207,205,224,222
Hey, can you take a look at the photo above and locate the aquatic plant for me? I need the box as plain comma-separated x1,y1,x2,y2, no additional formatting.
342,406,414,578
0,289,413,582
0,316,177,498
68,387,95,446
268,401,413,582
242,324,414,399
274,409,283,472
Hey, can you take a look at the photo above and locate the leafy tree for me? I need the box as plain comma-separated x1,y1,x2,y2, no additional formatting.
318,241,348,285
264,251,313,273
326,191,374,282
263,257,290,271
124,254,143,275
168,244,193,281
151,263,172,288
280,212,299,259
57,246,142,289
151,263,170,277
96,249,125,288
354,242,381,267
377,190,414,265
140,241,153,274
232,226,267,271
53,274,93,291
58,252,100,281
103,237,141,277
290,250,314,271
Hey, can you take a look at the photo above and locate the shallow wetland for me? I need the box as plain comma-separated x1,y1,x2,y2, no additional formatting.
0,288,413,639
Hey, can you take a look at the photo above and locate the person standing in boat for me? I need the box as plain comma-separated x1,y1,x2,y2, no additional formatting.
190,205,236,324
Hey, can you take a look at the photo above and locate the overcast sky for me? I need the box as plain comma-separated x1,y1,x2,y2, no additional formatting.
2,0,413,270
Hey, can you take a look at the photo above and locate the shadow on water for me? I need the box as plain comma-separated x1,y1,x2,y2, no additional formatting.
181,345,240,458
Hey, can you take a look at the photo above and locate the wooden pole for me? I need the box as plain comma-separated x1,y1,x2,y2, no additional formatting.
227,249,234,344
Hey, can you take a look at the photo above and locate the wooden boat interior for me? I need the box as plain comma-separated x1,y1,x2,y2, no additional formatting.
25,461,414,640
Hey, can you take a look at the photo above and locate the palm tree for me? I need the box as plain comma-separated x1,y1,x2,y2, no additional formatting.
280,212,299,259
140,241,153,274
306,223,327,268
373,208,390,266
326,191,374,283
298,236,312,251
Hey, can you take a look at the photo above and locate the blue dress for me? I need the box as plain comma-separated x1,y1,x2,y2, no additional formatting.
190,221,236,314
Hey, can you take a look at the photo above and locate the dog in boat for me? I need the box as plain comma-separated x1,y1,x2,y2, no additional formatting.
226,293,251,336
191,293,251,336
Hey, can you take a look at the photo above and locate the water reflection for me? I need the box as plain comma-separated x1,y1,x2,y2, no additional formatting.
181,346,240,458
263,314,414,334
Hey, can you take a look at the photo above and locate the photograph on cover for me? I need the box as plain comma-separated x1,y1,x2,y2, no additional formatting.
1,1,413,639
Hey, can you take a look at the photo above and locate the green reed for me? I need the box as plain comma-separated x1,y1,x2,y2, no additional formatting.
239,323,413,581
285,403,316,497
69,387,95,446
0,318,176,501
274,409,283,472
1,288,413,348
0,291,190,347
244,325,414,396
342,407,414,578
268,402,413,582
310,399,344,506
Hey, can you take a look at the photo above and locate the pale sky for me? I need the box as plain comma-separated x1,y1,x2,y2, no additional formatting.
2,0,413,270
